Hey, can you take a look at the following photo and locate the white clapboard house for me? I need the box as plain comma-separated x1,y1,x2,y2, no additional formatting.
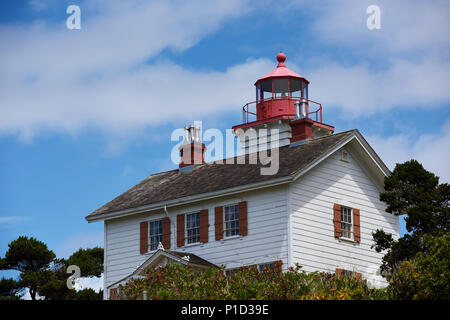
85,52,399,299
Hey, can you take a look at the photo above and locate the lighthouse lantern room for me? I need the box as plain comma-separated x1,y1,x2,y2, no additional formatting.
233,52,334,153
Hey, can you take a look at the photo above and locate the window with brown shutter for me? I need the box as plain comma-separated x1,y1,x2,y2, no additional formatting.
238,201,248,236
200,209,209,243
333,203,341,238
109,288,118,300
274,260,283,274
140,221,148,254
162,217,171,249
176,214,185,247
336,268,362,280
353,208,361,242
214,206,223,240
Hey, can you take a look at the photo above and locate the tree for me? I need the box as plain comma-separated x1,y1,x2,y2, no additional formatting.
0,236,104,300
67,247,103,277
0,236,55,300
387,234,450,299
372,159,449,276
38,248,104,300
0,278,20,300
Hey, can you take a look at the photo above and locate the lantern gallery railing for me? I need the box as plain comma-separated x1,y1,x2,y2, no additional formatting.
242,96,323,124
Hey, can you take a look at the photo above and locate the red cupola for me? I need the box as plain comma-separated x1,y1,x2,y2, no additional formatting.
254,51,310,121
232,52,334,151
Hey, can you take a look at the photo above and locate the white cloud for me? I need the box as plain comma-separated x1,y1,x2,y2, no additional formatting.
74,274,103,293
288,0,450,116
366,120,450,183
0,216,26,228
306,0,450,55
307,57,450,116
1,0,449,142
0,0,255,140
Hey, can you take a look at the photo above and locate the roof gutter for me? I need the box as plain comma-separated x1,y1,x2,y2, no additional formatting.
86,175,292,223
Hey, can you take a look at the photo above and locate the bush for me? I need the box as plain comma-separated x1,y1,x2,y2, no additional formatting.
119,263,389,300
387,234,449,300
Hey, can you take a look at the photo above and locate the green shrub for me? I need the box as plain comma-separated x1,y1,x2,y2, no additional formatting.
387,234,449,300
119,263,389,300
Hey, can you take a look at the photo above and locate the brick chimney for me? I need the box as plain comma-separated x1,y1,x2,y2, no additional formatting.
179,125,206,168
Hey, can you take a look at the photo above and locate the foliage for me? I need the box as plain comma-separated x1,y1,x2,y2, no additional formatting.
119,263,389,300
387,234,450,300
372,160,450,275
72,288,103,300
0,236,104,300
0,277,21,299
0,236,55,273
0,236,55,300
67,247,104,277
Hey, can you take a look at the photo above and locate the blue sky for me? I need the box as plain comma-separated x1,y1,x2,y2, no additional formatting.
1,0,449,282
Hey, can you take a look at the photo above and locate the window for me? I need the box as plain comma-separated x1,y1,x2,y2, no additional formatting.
186,212,200,244
148,220,163,251
336,268,362,280
341,150,349,162
340,206,353,239
258,263,275,272
341,269,354,277
225,268,238,277
224,204,239,237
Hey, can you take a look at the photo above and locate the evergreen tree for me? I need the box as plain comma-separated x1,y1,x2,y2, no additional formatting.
372,160,450,276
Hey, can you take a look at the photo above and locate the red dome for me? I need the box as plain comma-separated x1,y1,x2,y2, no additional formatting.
255,52,309,85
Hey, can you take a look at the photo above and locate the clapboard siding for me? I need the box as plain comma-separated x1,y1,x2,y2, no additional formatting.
290,149,399,287
104,185,289,289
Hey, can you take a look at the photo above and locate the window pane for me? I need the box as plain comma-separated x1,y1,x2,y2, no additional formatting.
186,212,200,244
340,207,353,239
224,204,239,237
149,220,163,251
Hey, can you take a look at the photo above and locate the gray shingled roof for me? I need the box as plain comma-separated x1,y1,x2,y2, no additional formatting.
166,250,219,268
86,130,356,220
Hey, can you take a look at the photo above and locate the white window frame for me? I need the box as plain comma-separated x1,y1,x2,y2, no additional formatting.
148,219,163,251
185,211,201,245
223,204,240,238
340,206,353,240
258,262,275,272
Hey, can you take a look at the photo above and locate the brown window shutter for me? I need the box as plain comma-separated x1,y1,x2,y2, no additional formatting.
214,206,223,240
333,203,341,238
200,209,209,243
274,260,283,274
139,221,148,254
335,268,343,276
176,214,185,247
238,201,248,236
162,217,171,249
353,208,361,242
109,288,118,300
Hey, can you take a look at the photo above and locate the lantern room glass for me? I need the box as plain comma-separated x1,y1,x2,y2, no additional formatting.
256,78,308,102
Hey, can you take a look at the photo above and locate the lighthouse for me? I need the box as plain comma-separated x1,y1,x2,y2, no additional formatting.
232,52,335,154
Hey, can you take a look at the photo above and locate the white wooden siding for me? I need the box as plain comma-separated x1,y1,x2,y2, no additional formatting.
104,185,289,293
290,148,399,287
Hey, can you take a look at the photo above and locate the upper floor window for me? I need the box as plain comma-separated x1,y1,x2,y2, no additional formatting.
340,206,353,239
149,219,163,251
224,204,239,237
186,212,200,244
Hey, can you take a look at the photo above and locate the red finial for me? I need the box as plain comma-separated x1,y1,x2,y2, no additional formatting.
276,51,286,67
